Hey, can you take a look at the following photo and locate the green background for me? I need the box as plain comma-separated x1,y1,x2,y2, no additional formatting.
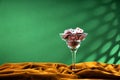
0,0,120,65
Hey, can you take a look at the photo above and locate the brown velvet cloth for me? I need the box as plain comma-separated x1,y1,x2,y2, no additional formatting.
0,62,120,80
70,62,120,79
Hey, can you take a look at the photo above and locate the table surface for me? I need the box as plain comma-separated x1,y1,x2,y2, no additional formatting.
61,79,115,80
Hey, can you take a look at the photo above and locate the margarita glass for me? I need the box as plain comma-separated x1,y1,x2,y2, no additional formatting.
60,27,87,70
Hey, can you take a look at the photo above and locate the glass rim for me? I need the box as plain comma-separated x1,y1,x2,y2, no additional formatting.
59,33,88,35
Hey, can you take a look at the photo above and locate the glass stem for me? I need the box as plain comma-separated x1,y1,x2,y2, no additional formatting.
71,49,77,70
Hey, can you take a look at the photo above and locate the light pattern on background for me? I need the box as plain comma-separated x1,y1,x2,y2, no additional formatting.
79,0,120,64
